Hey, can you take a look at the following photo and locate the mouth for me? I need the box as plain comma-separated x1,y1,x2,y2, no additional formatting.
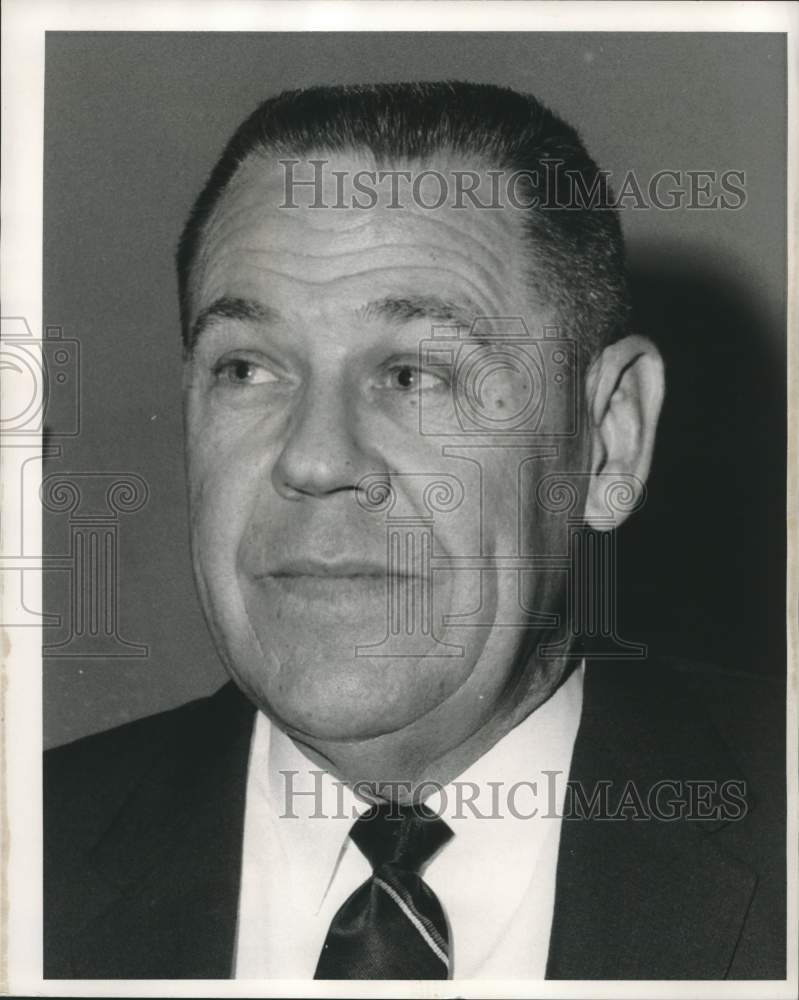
255,558,403,581
251,559,425,603
250,562,406,609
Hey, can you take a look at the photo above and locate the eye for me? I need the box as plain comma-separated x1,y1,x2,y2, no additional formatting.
384,364,447,392
212,357,279,386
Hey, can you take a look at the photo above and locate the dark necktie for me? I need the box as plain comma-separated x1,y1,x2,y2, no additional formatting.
314,801,454,979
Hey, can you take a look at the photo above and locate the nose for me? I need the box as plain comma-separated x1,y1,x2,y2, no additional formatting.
272,377,373,499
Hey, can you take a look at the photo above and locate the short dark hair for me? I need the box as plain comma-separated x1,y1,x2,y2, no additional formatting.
177,81,630,359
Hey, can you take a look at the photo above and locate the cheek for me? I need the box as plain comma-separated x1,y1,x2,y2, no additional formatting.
186,425,270,575
519,478,576,562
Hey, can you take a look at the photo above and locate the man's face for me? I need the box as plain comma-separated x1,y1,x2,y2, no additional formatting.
183,151,587,752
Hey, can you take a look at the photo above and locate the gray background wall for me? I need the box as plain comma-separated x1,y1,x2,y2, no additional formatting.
43,32,787,748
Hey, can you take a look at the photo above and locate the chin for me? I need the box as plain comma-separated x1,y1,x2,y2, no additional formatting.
224,629,474,743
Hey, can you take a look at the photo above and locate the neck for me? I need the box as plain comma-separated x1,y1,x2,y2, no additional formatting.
286,652,577,802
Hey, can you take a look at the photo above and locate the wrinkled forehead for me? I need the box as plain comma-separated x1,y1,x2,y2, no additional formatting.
189,147,534,314
214,144,522,220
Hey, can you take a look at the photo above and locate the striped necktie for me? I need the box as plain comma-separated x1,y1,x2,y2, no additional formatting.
314,801,453,979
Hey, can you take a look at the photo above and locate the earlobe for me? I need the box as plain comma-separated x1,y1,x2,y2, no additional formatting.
583,335,665,529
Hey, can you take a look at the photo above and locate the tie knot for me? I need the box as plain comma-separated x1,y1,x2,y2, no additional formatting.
349,801,453,873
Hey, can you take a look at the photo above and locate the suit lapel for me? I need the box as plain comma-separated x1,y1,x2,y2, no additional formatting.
546,661,757,979
73,683,257,979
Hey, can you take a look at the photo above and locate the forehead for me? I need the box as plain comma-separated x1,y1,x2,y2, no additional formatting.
190,148,538,328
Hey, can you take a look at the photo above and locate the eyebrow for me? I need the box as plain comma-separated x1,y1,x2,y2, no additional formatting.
188,292,479,352
360,294,478,330
188,296,282,351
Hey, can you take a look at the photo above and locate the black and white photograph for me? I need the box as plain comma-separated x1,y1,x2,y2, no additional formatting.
1,1,796,995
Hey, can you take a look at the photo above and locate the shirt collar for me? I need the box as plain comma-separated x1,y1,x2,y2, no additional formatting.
252,715,369,913
426,661,584,851
252,662,584,911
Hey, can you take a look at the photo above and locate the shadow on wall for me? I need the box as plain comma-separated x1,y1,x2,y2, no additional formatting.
617,246,786,676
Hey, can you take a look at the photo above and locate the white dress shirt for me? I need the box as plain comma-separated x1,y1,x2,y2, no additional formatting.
234,663,584,979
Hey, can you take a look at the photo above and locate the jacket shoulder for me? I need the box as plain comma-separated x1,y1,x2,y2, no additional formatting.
659,657,785,757
44,682,254,978
45,687,228,860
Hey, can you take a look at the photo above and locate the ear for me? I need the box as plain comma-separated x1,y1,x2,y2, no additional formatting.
583,334,665,529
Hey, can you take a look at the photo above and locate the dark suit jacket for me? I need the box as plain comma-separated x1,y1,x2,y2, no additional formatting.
44,659,786,979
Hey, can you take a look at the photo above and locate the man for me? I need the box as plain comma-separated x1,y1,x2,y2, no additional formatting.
44,82,785,981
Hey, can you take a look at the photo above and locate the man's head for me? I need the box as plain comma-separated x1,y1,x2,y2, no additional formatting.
178,81,631,360
178,82,663,785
